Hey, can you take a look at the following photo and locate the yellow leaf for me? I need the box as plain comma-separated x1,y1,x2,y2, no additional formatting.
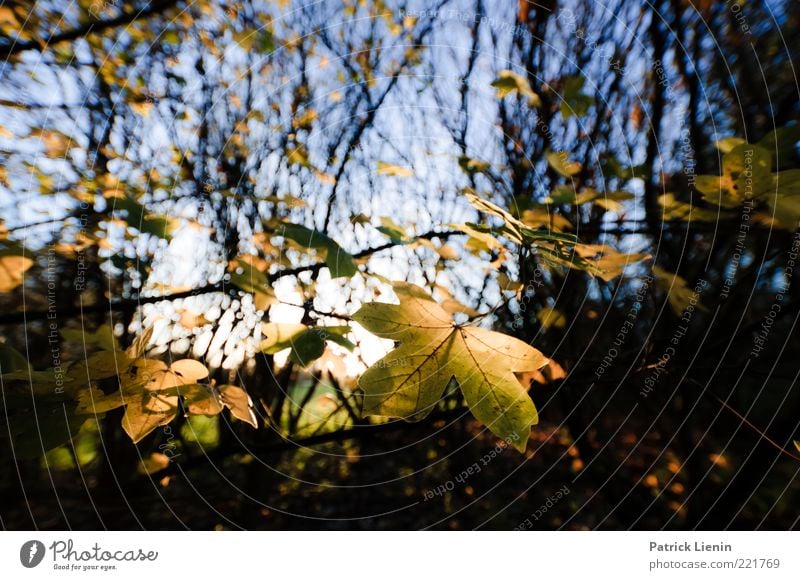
130,100,153,117
377,162,414,177
145,359,209,391
316,171,336,185
537,307,566,329
137,452,171,475
491,70,541,107
122,392,178,444
529,358,568,385
652,265,707,316
436,244,459,260
354,293,546,450
76,387,126,415
259,322,309,353
0,254,33,292
177,309,210,329
547,150,581,177
180,384,223,417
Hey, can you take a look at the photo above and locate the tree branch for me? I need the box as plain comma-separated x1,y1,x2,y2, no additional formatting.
0,229,460,325
0,0,180,59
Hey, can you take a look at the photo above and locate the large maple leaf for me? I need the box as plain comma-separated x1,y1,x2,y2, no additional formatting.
353,293,546,451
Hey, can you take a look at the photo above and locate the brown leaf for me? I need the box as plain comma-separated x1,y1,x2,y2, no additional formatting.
219,385,258,428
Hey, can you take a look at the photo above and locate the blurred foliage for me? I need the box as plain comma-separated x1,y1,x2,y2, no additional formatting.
0,0,798,529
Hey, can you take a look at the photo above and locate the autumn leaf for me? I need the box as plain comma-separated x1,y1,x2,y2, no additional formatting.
376,216,410,242
143,359,209,391
546,150,581,177
715,136,747,154
377,161,414,177
178,309,210,329
652,265,707,316
659,193,724,222
491,70,541,107
530,358,568,385
137,452,171,475
76,386,126,415
228,256,278,310
573,244,651,282
0,251,33,293
537,306,566,329
178,383,223,417
353,293,546,450
122,391,179,444
218,385,258,427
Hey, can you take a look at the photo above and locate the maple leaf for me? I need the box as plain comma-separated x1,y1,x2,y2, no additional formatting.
353,294,546,451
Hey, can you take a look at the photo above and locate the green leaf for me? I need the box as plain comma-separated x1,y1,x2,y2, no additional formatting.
111,195,175,240
313,326,356,351
659,193,724,222
260,323,353,366
233,29,255,51
652,265,707,317
757,125,800,167
560,76,592,119
376,216,410,242
0,344,29,374
775,170,800,196
60,323,119,352
279,223,357,278
228,257,277,308
259,322,309,354
767,193,800,228
353,294,547,450
724,144,773,198
288,330,325,366
0,379,90,457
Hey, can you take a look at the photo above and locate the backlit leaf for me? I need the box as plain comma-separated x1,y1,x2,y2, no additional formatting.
354,293,547,450
218,385,258,428
547,150,582,177
377,162,414,177
0,252,33,293
122,392,179,444
491,70,541,107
